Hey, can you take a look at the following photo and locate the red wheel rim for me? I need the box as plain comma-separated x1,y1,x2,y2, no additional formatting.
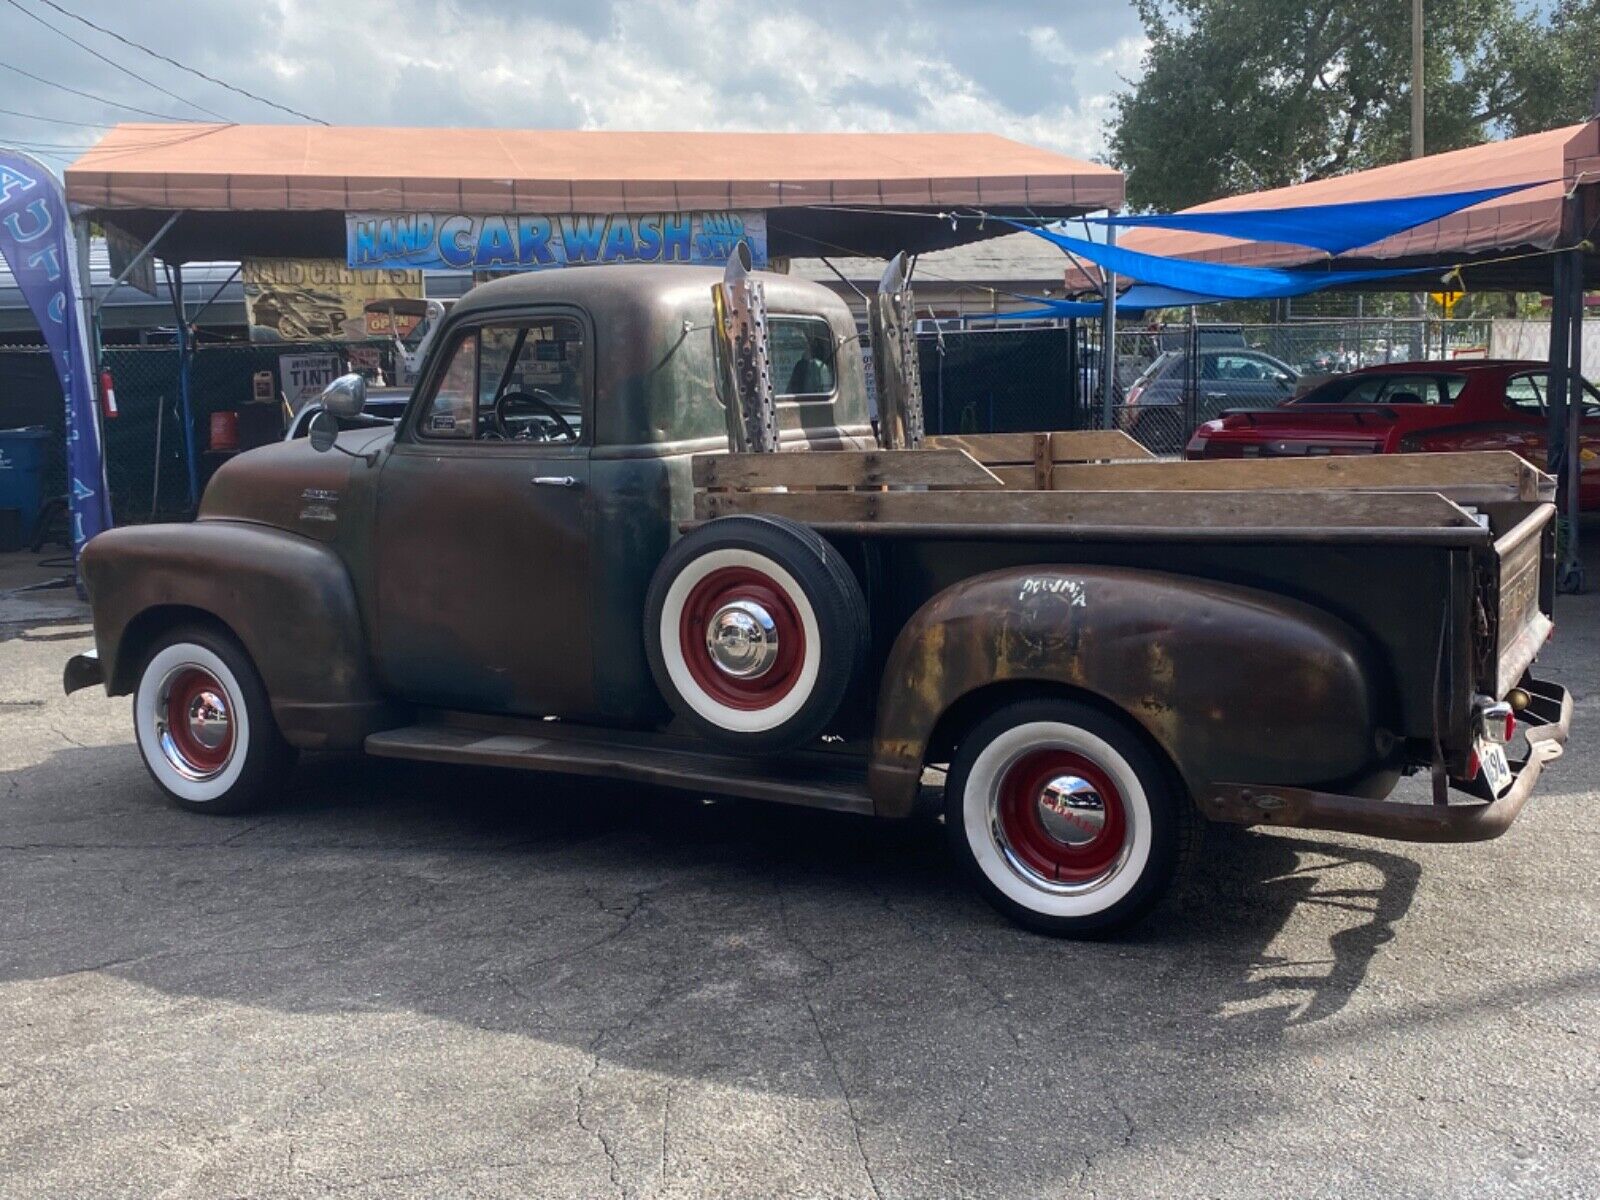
162,666,235,775
678,566,806,710
995,749,1127,883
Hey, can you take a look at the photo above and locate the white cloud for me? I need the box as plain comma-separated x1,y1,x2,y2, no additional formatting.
0,0,1146,163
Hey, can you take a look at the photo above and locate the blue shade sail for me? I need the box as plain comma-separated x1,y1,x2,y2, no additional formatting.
1092,182,1542,255
1011,222,1422,299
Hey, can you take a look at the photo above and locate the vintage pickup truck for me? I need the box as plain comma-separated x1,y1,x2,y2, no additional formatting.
65,260,1571,935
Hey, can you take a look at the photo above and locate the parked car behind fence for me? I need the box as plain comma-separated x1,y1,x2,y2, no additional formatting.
1118,347,1299,454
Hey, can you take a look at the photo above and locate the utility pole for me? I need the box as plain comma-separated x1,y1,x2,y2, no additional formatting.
1411,0,1424,159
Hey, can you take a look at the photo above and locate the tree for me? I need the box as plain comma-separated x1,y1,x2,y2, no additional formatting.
1109,0,1600,212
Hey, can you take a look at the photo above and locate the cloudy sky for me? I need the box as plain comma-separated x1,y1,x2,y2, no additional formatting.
0,0,1147,167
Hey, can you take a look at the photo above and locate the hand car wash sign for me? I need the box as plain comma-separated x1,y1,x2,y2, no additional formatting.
346,211,767,271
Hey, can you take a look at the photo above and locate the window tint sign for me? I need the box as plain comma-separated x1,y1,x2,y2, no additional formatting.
346,211,767,272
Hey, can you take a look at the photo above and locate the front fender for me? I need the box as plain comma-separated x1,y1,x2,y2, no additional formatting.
867,566,1395,818
78,520,393,749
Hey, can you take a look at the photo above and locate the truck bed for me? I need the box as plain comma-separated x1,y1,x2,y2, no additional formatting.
689,438,1558,768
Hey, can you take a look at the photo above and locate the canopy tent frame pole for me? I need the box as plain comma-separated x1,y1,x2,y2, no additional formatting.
163,261,200,512
1562,222,1586,592
1547,253,1571,480
1099,223,1117,431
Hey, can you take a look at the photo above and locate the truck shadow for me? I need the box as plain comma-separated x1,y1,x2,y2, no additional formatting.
0,743,1425,1180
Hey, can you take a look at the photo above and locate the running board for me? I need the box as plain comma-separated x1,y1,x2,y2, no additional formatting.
364,721,877,816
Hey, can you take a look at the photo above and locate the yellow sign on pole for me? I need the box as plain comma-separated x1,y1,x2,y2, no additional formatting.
1430,290,1464,317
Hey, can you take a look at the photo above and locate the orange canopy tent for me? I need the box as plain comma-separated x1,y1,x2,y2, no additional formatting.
65,124,1124,263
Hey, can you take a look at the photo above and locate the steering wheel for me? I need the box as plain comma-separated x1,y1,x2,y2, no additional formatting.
492,387,577,442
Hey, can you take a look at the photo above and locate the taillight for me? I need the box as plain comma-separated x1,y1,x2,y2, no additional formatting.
1126,384,1145,405
1186,419,1227,459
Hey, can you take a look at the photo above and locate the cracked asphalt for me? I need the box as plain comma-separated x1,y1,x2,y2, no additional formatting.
1,550,1597,1199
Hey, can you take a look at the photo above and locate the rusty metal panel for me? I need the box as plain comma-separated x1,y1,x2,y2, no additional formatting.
77,520,392,749
866,564,1395,819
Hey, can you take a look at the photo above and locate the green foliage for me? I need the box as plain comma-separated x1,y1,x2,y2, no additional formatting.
1109,0,1600,212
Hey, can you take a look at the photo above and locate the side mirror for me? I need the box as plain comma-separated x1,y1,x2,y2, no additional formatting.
319,372,367,418
308,409,340,453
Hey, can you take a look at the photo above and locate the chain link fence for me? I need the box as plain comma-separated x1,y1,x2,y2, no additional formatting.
1101,317,1498,456
1,340,381,542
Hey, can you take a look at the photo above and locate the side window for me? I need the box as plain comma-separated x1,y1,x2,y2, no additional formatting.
1510,374,1600,422
417,318,587,443
419,331,478,439
1505,373,1546,414
1213,354,1265,381
770,316,837,400
1375,374,1458,405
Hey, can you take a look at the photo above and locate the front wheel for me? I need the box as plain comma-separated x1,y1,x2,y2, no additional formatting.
945,698,1198,936
132,626,295,813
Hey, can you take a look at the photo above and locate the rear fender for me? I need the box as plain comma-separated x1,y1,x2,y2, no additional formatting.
79,521,393,749
867,566,1394,818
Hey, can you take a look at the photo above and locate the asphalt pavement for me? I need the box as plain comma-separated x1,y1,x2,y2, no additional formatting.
1,549,1596,1199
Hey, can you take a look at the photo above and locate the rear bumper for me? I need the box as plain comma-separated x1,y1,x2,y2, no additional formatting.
63,650,104,696
1199,676,1571,843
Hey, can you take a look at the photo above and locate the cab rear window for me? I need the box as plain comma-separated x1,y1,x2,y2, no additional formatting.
769,316,837,400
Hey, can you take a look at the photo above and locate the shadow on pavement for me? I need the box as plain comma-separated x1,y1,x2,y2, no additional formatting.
0,740,1439,1195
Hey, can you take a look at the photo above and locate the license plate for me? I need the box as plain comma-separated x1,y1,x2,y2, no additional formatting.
1477,737,1513,797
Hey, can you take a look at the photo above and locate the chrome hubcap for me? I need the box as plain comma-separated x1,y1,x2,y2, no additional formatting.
154,666,235,781
705,600,780,679
1035,774,1106,846
185,690,232,752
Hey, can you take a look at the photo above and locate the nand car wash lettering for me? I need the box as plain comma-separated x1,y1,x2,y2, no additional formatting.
346,210,767,271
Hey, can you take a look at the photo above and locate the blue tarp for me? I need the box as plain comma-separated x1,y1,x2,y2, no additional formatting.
991,278,1424,320
1011,221,1422,300
1092,182,1541,255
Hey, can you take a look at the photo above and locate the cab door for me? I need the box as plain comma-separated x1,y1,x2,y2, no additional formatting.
373,310,596,717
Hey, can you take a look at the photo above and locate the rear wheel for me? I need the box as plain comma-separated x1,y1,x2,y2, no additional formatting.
946,698,1197,936
132,626,295,814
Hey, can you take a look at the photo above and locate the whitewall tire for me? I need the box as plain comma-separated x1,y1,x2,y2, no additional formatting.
946,698,1198,936
132,626,294,813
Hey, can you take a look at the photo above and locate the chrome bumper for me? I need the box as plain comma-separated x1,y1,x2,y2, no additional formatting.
1200,677,1571,844
63,650,104,696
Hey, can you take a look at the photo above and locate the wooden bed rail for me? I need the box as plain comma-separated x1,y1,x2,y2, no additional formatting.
923,431,1154,489
691,448,1002,492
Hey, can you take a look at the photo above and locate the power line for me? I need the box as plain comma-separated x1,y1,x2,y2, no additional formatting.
0,135,97,149
31,0,328,125
0,57,187,121
2,0,233,122
0,103,112,128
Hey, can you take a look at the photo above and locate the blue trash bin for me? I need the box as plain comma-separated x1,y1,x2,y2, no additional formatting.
0,427,52,549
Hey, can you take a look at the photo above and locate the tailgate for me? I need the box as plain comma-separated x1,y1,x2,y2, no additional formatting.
1484,504,1556,697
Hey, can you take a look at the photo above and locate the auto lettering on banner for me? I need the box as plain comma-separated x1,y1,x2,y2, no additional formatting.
345,210,767,271
0,150,113,556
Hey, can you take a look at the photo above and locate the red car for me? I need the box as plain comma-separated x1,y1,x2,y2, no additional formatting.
1186,360,1600,508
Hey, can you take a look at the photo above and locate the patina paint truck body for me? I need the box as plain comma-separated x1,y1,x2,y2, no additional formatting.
67,266,1571,935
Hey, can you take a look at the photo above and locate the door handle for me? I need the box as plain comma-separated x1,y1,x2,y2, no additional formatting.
532,475,581,488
